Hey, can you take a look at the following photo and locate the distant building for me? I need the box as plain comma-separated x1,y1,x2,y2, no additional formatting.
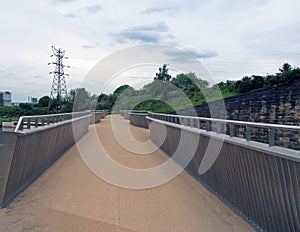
0,91,12,106
11,102,20,107
28,96,38,104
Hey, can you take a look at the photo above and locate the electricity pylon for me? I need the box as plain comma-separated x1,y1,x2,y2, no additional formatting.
48,46,70,113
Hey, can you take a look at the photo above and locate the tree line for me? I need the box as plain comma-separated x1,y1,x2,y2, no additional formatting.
1,63,299,120
217,63,300,93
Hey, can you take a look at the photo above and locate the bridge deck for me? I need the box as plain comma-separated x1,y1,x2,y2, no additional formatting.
0,115,252,232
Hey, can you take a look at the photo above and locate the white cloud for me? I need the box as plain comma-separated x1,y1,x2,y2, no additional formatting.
109,22,169,44
0,0,299,101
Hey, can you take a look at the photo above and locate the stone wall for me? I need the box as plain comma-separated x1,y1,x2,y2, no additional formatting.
176,79,300,149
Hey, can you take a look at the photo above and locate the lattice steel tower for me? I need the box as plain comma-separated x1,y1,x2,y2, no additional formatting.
48,46,70,113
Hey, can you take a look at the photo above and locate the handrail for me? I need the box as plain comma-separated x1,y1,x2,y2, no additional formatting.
147,112,300,148
14,111,91,132
148,112,300,131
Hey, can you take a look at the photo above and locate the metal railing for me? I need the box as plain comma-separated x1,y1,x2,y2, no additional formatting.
129,111,149,129
148,114,300,231
14,111,91,132
148,112,300,149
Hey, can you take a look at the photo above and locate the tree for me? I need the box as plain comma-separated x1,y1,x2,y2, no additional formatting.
251,75,265,89
113,84,134,96
279,63,292,74
19,103,32,110
38,96,50,107
277,63,293,84
71,88,94,111
171,72,208,90
265,74,278,86
154,64,172,82
238,76,253,93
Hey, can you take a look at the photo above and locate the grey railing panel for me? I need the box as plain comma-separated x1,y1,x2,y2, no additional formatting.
0,132,17,205
89,110,107,124
129,113,149,129
14,111,92,132
148,117,300,232
1,114,91,207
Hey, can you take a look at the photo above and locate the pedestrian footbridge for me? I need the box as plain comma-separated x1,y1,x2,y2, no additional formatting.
0,110,299,232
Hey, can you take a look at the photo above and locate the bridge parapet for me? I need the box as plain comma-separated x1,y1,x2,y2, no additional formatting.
0,111,104,207
129,111,149,128
88,110,108,124
146,114,300,232
14,111,91,132
120,110,131,119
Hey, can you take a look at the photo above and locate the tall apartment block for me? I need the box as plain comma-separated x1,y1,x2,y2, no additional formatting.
0,91,12,106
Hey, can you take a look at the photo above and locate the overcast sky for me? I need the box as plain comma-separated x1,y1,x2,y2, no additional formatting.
1,0,300,101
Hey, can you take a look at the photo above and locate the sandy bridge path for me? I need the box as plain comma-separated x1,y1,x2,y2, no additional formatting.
0,115,253,232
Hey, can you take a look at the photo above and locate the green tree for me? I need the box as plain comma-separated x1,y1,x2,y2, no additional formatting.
113,84,134,96
171,72,208,90
279,63,292,73
238,76,253,93
154,64,172,82
71,88,94,111
251,75,265,89
19,103,32,110
38,96,50,107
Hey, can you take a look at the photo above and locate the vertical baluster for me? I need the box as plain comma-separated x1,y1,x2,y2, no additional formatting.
268,128,275,147
246,126,251,141
229,124,235,137
19,120,24,131
27,118,31,129
206,120,211,131
198,119,201,129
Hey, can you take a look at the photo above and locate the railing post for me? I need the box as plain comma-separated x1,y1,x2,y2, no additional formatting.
35,118,38,128
206,121,211,131
229,124,234,137
42,118,45,127
198,119,201,129
19,120,23,131
27,118,31,129
194,119,197,128
268,128,275,147
246,126,251,141
216,122,221,134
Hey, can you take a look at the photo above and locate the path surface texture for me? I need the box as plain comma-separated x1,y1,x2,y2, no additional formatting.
0,115,253,232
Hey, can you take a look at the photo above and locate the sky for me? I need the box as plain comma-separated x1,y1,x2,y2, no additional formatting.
0,0,300,102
